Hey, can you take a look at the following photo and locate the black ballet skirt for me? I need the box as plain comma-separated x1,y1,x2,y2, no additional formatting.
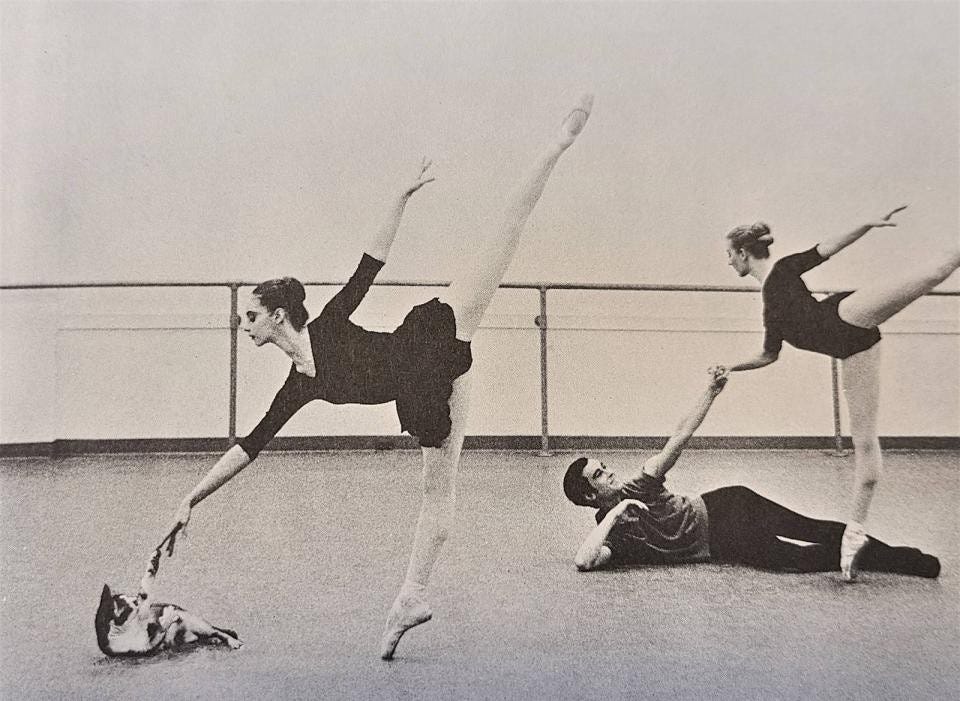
392,297,473,448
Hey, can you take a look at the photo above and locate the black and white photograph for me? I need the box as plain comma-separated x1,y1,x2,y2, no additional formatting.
1,1,957,699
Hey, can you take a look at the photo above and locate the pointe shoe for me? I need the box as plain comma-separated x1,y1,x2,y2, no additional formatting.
558,93,594,143
379,593,433,660
840,521,868,582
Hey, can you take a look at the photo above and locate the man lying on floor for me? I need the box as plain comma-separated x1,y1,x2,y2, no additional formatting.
562,372,940,579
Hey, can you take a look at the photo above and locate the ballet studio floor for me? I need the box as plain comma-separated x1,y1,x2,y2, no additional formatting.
2,449,957,700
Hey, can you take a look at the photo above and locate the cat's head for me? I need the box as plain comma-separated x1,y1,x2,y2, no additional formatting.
95,584,137,656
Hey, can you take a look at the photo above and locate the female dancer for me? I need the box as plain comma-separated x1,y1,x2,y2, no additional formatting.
712,207,959,581
159,94,594,658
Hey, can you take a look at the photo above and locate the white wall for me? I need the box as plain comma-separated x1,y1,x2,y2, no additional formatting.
3,3,958,444
2,287,956,444
3,2,958,291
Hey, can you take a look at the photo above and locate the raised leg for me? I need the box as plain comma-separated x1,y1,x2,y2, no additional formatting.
379,371,472,660
837,250,960,329
439,94,593,341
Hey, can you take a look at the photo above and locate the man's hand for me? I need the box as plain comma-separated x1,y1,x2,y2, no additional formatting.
615,499,649,523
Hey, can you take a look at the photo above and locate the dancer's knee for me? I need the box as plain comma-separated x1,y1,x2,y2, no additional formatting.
934,249,960,279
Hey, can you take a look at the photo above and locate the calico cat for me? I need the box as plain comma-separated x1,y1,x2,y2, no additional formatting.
95,547,242,657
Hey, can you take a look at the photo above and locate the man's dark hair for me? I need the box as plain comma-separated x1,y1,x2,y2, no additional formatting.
563,457,594,507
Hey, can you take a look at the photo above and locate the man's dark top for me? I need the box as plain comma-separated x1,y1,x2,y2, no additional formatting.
596,472,710,565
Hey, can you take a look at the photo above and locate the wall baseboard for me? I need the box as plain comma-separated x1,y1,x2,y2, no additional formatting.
1,435,958,457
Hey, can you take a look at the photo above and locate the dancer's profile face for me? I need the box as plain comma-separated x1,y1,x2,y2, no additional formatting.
581,458,622,505
240,295,278,346
726,244,750,277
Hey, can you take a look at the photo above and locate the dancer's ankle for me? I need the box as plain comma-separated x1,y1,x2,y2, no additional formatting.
398,580,427,601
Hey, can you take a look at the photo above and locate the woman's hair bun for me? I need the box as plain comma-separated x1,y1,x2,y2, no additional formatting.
750,222,774,244
749,221,770,238
280,277,306,304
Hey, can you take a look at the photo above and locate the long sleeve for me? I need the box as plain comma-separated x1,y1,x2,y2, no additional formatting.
320,254,385,321
773,247,825,276
237,376,312,459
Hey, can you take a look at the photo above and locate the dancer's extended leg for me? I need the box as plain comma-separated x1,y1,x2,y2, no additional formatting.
379,95,593,659
441,94,594,341
837,250,960,329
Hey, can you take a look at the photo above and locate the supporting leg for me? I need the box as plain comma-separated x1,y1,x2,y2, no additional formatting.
839,344,883,581
379,371,472,659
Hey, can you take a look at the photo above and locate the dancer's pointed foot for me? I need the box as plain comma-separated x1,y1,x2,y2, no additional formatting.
840,521,869,582
379,591,433,660
557,93,594,146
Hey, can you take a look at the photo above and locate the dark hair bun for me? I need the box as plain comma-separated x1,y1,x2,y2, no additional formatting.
252,276,310,331
282,277,306,305
749,221,769,236
750,222,773,242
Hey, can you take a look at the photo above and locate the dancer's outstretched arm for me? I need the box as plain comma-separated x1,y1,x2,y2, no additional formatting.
160,444,252,555
642,372,727,479
364,159,435,262
816,205,906,259
716,350,779,374
575,499,648,571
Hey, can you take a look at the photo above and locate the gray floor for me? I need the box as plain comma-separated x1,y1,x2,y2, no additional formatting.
1,449,957,700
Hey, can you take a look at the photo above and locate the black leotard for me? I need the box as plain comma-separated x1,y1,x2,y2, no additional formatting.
238,254,472,458
762,247,881,360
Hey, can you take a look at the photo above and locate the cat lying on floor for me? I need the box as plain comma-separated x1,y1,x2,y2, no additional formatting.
95,544,242,657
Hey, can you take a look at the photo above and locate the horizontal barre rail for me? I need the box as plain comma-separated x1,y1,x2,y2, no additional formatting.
2,280,959,295
1,281,957,454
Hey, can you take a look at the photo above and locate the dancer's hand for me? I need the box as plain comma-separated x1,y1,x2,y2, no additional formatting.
867,205,908,228
707,366,729,395
159,499,192,557
401,157,435,198
616,499,649,523
708,365,730,380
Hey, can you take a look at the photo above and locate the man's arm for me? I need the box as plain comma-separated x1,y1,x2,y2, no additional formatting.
641,372,727,480
574,500,647,571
